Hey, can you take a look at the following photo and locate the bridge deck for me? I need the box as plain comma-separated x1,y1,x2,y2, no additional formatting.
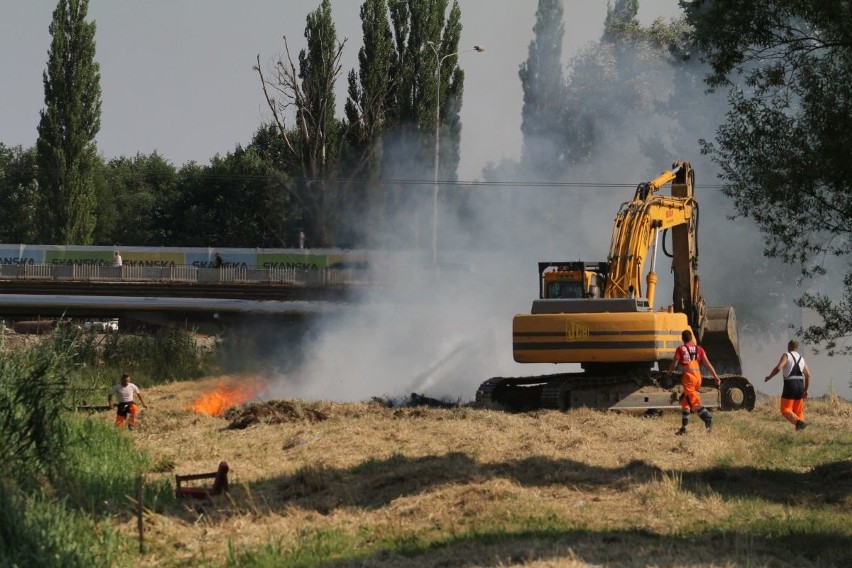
0,264,362,300
0,264,363,329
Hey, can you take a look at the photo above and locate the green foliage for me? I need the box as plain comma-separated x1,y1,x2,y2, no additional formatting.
0,345,72,490
3,0,477,250
0,484,118,568
0,333,173,567
102,328,204,384
341,0,398,245
366,0,465,248
170,145,292,247
96,152,179,246
60,416,174,514
226,528,356,568
684,0,852,354
517,0,693,177
36,0,102,244
0,144,41,243
299,0,341,169
254,0,348,248
433,1,464,192
603,0,640,41
345,0,397,145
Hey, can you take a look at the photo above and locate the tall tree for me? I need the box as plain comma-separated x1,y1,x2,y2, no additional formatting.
518,0,567,178
338,0,466,249
382,0,465,248
0,145,40,244
602,0,640,42
429,0,466,224
343,0,398,244
36,0,102,244
683,0,852,354
345,0,397,148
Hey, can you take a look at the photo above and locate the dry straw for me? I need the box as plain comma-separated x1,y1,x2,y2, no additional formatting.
108,375,850,566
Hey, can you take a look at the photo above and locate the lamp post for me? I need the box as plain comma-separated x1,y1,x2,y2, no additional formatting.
425,41,484,266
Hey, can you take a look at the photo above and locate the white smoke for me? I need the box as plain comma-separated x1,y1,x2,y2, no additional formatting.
261,2,850,403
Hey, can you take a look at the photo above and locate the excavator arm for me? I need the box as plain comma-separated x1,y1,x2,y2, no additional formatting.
605,161,740,374
605,162,699,316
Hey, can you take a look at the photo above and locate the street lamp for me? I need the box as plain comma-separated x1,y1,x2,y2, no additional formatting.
425,41,484,266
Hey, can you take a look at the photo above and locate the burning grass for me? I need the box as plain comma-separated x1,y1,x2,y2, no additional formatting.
188,375,267,416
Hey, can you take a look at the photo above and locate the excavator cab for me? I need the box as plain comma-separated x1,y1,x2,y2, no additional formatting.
540,262,606,300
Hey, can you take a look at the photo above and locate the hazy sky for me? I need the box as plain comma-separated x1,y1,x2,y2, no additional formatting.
1,0,681,179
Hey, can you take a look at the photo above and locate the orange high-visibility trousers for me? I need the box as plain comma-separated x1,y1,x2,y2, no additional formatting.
115,402,139,428
680,371,703,412
780,397,804,426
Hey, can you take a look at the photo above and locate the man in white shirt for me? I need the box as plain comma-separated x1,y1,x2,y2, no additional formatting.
108,373,147,429
764,340,812,431
113,251,122,268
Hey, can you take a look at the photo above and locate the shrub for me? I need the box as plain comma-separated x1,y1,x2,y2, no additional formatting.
0,483,118,568
0,345,71,490
102,328,204,385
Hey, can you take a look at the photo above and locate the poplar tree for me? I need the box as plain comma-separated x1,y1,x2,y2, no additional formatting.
602,0,640,42
391,0,464,181
36,0,102,244
384,0,464,247
345,0,397,147
343,0,398,242
518,0,567,177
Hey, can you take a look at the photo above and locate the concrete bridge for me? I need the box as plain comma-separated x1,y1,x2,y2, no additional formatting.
0,263,364,332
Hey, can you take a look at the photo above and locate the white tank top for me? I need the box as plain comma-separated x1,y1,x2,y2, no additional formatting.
782,351,806,379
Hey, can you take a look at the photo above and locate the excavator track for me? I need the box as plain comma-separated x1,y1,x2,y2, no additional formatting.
475,372,755,413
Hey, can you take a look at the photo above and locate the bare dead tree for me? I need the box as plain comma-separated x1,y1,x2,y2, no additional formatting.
257,38,387,247
254,31,349,246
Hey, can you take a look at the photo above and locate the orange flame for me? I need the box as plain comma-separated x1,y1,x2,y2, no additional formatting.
190,378,266,416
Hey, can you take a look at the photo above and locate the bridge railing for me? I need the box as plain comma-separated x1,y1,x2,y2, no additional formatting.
0,263,358,286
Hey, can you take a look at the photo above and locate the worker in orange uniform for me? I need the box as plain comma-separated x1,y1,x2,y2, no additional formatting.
764,339,811,431
108,373,148,429
666,329,721,435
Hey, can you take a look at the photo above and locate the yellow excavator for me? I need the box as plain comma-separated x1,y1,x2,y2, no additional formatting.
476,161,756,412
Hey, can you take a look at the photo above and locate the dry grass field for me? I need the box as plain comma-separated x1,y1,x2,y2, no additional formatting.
105,374,852,567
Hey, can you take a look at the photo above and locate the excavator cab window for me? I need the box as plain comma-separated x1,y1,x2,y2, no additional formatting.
546,281,585,299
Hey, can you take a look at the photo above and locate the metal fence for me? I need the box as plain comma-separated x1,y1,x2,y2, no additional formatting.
0,263,359,286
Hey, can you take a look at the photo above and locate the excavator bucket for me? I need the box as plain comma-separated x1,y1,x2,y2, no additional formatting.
700,306,742,375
